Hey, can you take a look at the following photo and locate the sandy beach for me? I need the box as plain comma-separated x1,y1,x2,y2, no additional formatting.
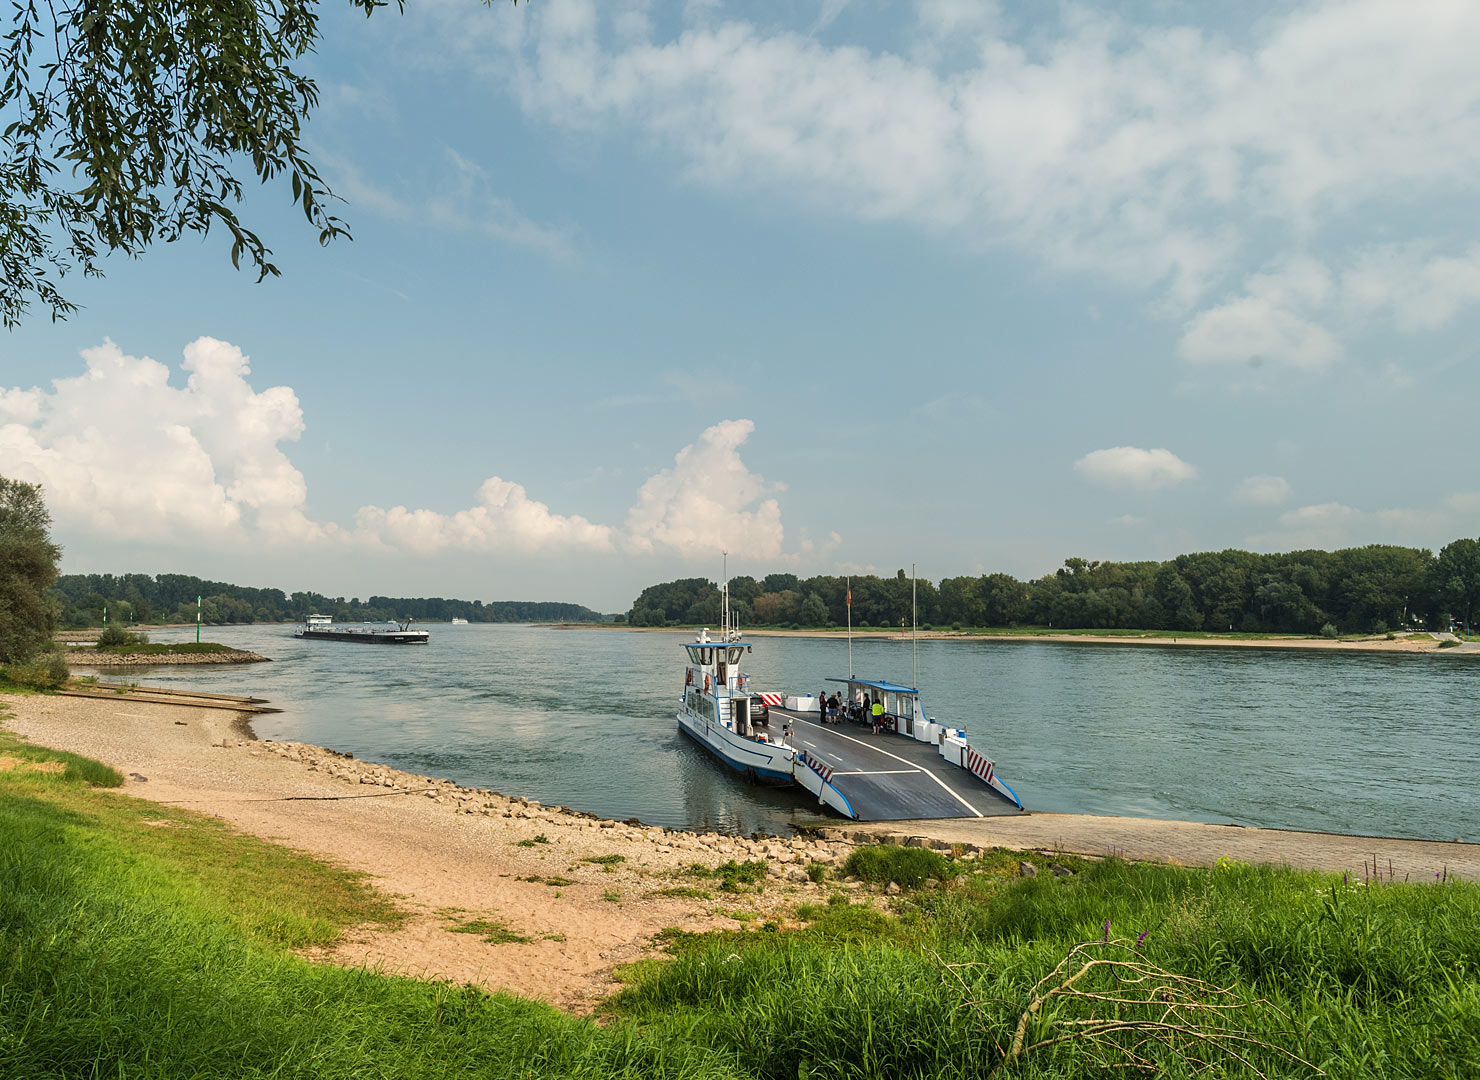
5,687,1476,1011
0,690,849,1011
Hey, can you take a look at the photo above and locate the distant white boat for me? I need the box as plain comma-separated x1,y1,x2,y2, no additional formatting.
451,617,470,625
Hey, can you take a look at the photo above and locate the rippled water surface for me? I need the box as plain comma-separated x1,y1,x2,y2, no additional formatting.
110,625,1478,840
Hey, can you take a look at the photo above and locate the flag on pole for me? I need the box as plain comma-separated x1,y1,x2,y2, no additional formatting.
846,586,851,608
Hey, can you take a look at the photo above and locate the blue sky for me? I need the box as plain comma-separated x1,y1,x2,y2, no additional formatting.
3,0,1479,611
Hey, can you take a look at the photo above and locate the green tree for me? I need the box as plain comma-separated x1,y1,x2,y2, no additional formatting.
798,593,829,627
0,477,62,662
0,0,519,326
980,573,1031,626
1434,538,1480,632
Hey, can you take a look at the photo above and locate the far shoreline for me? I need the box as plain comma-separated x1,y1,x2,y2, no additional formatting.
563,623,1480,656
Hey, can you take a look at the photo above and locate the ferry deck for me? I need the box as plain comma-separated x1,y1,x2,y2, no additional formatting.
767,705,1022,821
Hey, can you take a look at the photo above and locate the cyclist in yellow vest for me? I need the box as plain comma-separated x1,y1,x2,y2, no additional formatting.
870,698,884,734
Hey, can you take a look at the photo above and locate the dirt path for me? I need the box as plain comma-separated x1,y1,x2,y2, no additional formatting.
0,692,848,1012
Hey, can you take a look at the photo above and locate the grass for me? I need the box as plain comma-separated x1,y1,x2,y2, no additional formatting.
515,833,551,847
4,706,1478,1079
444,917,531,945
843,843,956,888
522,874,577,888
682,859,768,893
613,849,1480,1078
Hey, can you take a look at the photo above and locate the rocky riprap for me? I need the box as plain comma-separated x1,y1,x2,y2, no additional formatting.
65,649,270,666
258,739,874,882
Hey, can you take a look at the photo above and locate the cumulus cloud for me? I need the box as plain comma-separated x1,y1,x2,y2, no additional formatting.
1234,475,1292,506
4,341,812,564
353,478,615,554
0,338,322,545
625,419,785,560
1074,446,1196,492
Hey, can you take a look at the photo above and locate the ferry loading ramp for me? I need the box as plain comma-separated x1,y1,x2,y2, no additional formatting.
769,707,1022,822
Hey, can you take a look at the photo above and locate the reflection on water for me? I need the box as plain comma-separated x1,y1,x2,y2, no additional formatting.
102,624,1479,840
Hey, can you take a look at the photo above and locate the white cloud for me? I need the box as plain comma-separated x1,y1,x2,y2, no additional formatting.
0,339,320,545
316,146,578,264
1341,243,1480,333
1234,475,1291,505
1178,258,1342,371
1178,242,1480,378
624,418,785,560
1074,446,1196,491
1108,514,1144,527
1248,494,1478,550
1446,492,1480,515
352,478,614,555
439,0,1480,308
4,341,812,564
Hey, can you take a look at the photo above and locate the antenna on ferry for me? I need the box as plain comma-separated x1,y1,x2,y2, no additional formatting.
846,574,853,678
721,549,730,641
912,563,918,691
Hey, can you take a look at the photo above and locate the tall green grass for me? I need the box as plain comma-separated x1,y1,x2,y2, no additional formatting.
2,715,1476,1079
614,855,1480,1078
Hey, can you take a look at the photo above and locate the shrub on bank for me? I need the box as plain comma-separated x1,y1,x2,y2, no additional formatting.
96,624,148,647
1,651,70,689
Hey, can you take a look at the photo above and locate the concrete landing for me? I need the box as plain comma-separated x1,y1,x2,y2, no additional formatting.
810,812,1480,882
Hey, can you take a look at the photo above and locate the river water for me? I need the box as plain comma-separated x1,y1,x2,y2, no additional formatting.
98,624,1477,841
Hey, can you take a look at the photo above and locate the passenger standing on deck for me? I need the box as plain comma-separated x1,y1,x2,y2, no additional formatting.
871,698,884,734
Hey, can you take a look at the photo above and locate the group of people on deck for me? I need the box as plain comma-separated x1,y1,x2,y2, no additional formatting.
818,690,887,733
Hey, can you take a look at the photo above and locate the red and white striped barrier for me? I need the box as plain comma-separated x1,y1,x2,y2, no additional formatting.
804,752,834,784
758,693,784,707
965,747,995,786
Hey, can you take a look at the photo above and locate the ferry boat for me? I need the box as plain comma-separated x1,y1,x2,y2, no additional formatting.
294,614,430,645
675,574,1023,821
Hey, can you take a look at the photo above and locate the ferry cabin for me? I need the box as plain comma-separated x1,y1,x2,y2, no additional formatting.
682,636,760,734
679,633,797,784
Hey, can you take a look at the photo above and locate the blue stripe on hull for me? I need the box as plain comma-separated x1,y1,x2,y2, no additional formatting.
677,717,795,785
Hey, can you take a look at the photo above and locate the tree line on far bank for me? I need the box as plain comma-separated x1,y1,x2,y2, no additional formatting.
627,539,1480,636
47,574,610,628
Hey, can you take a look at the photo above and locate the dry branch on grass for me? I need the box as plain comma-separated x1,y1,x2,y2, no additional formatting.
939,937,1324,1077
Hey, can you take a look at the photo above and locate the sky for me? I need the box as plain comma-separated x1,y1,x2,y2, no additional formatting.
3,0,1480,612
